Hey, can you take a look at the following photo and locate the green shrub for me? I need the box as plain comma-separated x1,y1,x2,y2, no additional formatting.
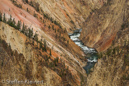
121,22,129,30
98,53,103,59
44,40,47,52
54,57,59,66
50,49,51,56
48,25,51,29
22,0,28,3
34,12,38,18
70,20,74,24
124,54,129,66
34,33,38,42
3,13,6,23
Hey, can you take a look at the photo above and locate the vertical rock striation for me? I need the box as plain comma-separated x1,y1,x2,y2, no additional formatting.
80,0,129,52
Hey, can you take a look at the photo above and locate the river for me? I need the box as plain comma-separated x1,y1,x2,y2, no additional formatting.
69,29,98,74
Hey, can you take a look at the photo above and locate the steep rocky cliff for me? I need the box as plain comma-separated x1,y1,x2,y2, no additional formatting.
0,0,129,86
0,22,87,86
79,0,129,86
22,0,107,32
0,0,88,85
87,23,129,86
80,0,129,52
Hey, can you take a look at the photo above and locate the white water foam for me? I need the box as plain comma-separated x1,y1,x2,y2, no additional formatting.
87,58,97,62
69,29,97,63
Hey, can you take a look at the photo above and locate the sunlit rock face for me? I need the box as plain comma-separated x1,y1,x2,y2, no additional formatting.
33,0,107,32
80,0,129,85
0,22,87,86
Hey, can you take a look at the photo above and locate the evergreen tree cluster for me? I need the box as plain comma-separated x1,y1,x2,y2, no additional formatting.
11,0,22,8
39,39,47,52
22,0,28,4
0,12,47,52
0,13,33,37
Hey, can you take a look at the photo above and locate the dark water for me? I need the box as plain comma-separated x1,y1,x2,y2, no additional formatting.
69,29,98,74
83,53,98,74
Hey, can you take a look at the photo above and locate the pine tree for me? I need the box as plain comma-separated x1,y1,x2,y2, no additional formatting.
8,15,13,26
32,40,34,45
24,26,28,36
55,29,56,33
48,25,50,29
3,13,6,23
54,57,59,66
0,12,2,21
12,18,16,27
27,8,29,12
34,11,37,18
26,0,28,3
34,32,38,42
22,23,25,33
40,41,43,49
50,49,51,56
52,25,54,30
67,40,69,44
12,0,15,3
44,39,47,52
28,28,33,38
8,15,12,23
17,20,21,30
55,34,57,38
64,28,66,33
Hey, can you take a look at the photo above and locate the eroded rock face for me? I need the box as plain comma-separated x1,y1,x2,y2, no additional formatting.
86,0,107,9
80,0,129,52
0,0,129,86
88,52,129,86
33,0,107,32
0,22,87,86
0,23,62,86
34,0,85,31
87,56,125,86
86,10,129,85
79,1,129,85
87,26,129,86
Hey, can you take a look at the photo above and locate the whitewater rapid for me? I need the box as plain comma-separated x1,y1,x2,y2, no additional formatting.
69,29,97,62
69,29,98,74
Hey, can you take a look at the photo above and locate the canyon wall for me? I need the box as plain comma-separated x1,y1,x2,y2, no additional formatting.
0,0,129,86
80,0,129,86
33,0,107,32
87,21,129,86
0,0,89,85
0,22,87,86
80,0,129,52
